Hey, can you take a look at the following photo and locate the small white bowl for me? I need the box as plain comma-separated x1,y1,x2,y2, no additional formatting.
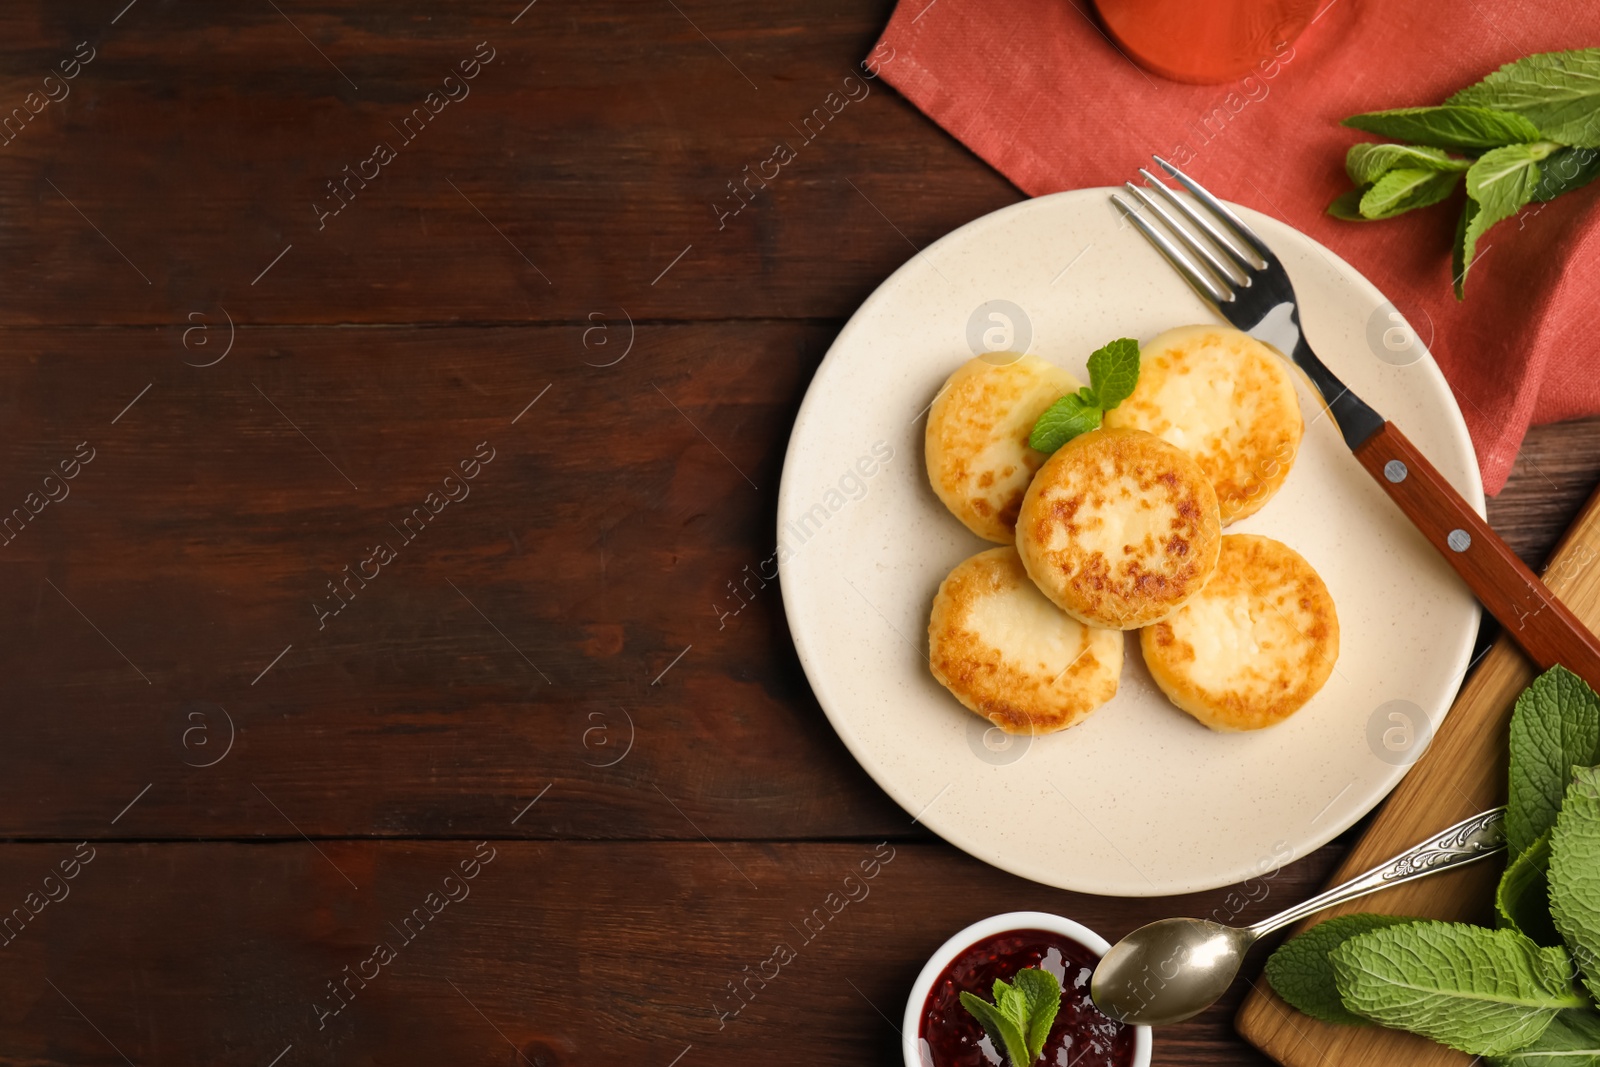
902,911,1153,1067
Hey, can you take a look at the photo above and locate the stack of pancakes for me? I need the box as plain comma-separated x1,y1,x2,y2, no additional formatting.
925,327,1338,736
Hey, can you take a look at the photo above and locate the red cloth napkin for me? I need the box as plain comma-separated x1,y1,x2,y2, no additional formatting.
871,0,1600,494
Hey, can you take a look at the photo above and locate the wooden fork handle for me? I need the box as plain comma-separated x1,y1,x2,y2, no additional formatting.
1353,421,1600,689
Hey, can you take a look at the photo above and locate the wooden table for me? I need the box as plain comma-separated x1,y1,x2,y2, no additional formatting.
1,3,1594,1064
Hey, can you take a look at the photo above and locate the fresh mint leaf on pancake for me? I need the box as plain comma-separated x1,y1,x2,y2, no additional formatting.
1028,338,1140,453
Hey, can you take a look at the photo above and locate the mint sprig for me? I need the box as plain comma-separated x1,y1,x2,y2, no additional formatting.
1264,665,1600,1062
1263,913,1421,1025
959,966,1062,1066
1330,922,1587,1055
1507,665,1600,857
1498,829,1559,947
1492,1010,1600,1065
1326,48,1600,298
1551,766,1600,1001
1027,338,1140,454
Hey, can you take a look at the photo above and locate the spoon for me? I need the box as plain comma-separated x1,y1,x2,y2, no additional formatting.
1090,805,1507,1026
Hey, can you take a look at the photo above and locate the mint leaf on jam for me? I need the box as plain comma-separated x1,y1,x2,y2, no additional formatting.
959,966,1062,1065
1028,338,1141,453
959,990,1029,1065
1013,967,1062,1059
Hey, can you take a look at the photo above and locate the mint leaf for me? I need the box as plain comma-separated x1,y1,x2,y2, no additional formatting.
1265,913,1423,1025
1327,187,1370,220
961,990,1031,1066
1490,1009,1600,1066
1347,143,1470,185
1533,147,1600,201
1331,922,1586,1055
1029,338,1141,453
1499,830,1561,947
1029,393,1102,453
961,967,1061,1065
1551,766,1600,1001
1508,666,1600,856
1448,48,1600,148
1452,198,1477,300
1456,142,1552,297
1343,105,1544,149
1012,967,1062,1061
1085,337,1141,410
1358,168,1461,220
993,976,1030,1032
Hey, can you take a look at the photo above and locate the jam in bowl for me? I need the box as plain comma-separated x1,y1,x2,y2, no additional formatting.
902,912,1152,1067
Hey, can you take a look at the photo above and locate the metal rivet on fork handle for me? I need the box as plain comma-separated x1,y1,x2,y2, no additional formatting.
1383,460,1407,483
1448,529,1472,552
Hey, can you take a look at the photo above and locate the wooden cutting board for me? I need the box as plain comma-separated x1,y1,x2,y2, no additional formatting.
1237,481,1600,1066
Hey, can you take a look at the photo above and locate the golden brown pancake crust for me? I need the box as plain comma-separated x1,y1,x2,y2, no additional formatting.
1105,325,1303,525
925,354,1083,543
1016,427,1221,630
1141,533,1339,732
928,546,1123,735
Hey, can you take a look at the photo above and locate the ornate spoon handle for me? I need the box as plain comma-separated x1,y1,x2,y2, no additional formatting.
1246,807,1506,939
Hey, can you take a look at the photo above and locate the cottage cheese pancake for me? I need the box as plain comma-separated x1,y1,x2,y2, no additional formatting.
1104,325,1302,524
1141,534,1339,732
928,546,1123,735
925,353,1084,543
1016,427,1221,630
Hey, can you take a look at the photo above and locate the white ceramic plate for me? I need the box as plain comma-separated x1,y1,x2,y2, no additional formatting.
777,188,1482,897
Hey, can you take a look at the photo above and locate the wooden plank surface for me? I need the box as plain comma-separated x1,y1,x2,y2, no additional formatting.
0,322,924,840
0,0,1016,326
0,1,1595,1065
0,841,1343,1067
1236,479,1600,1065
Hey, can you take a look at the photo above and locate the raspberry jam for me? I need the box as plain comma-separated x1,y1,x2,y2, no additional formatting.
916,928,1136,1067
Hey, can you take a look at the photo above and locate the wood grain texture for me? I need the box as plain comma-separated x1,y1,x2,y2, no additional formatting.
1355,420,1600,689
0,322,938,840
1236,478,1600,1067
0,840,1344,1067
1489,417,1600,566
0,0,1017,326
1,1,1599,1065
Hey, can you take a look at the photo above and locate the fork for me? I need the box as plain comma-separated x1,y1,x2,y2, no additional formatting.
1111,156,1600,691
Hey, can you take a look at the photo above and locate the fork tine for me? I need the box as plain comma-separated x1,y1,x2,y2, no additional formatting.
1110,192,1232,306
1123,181,1249,289
1135,169,1254,285
1151,155,1269,265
